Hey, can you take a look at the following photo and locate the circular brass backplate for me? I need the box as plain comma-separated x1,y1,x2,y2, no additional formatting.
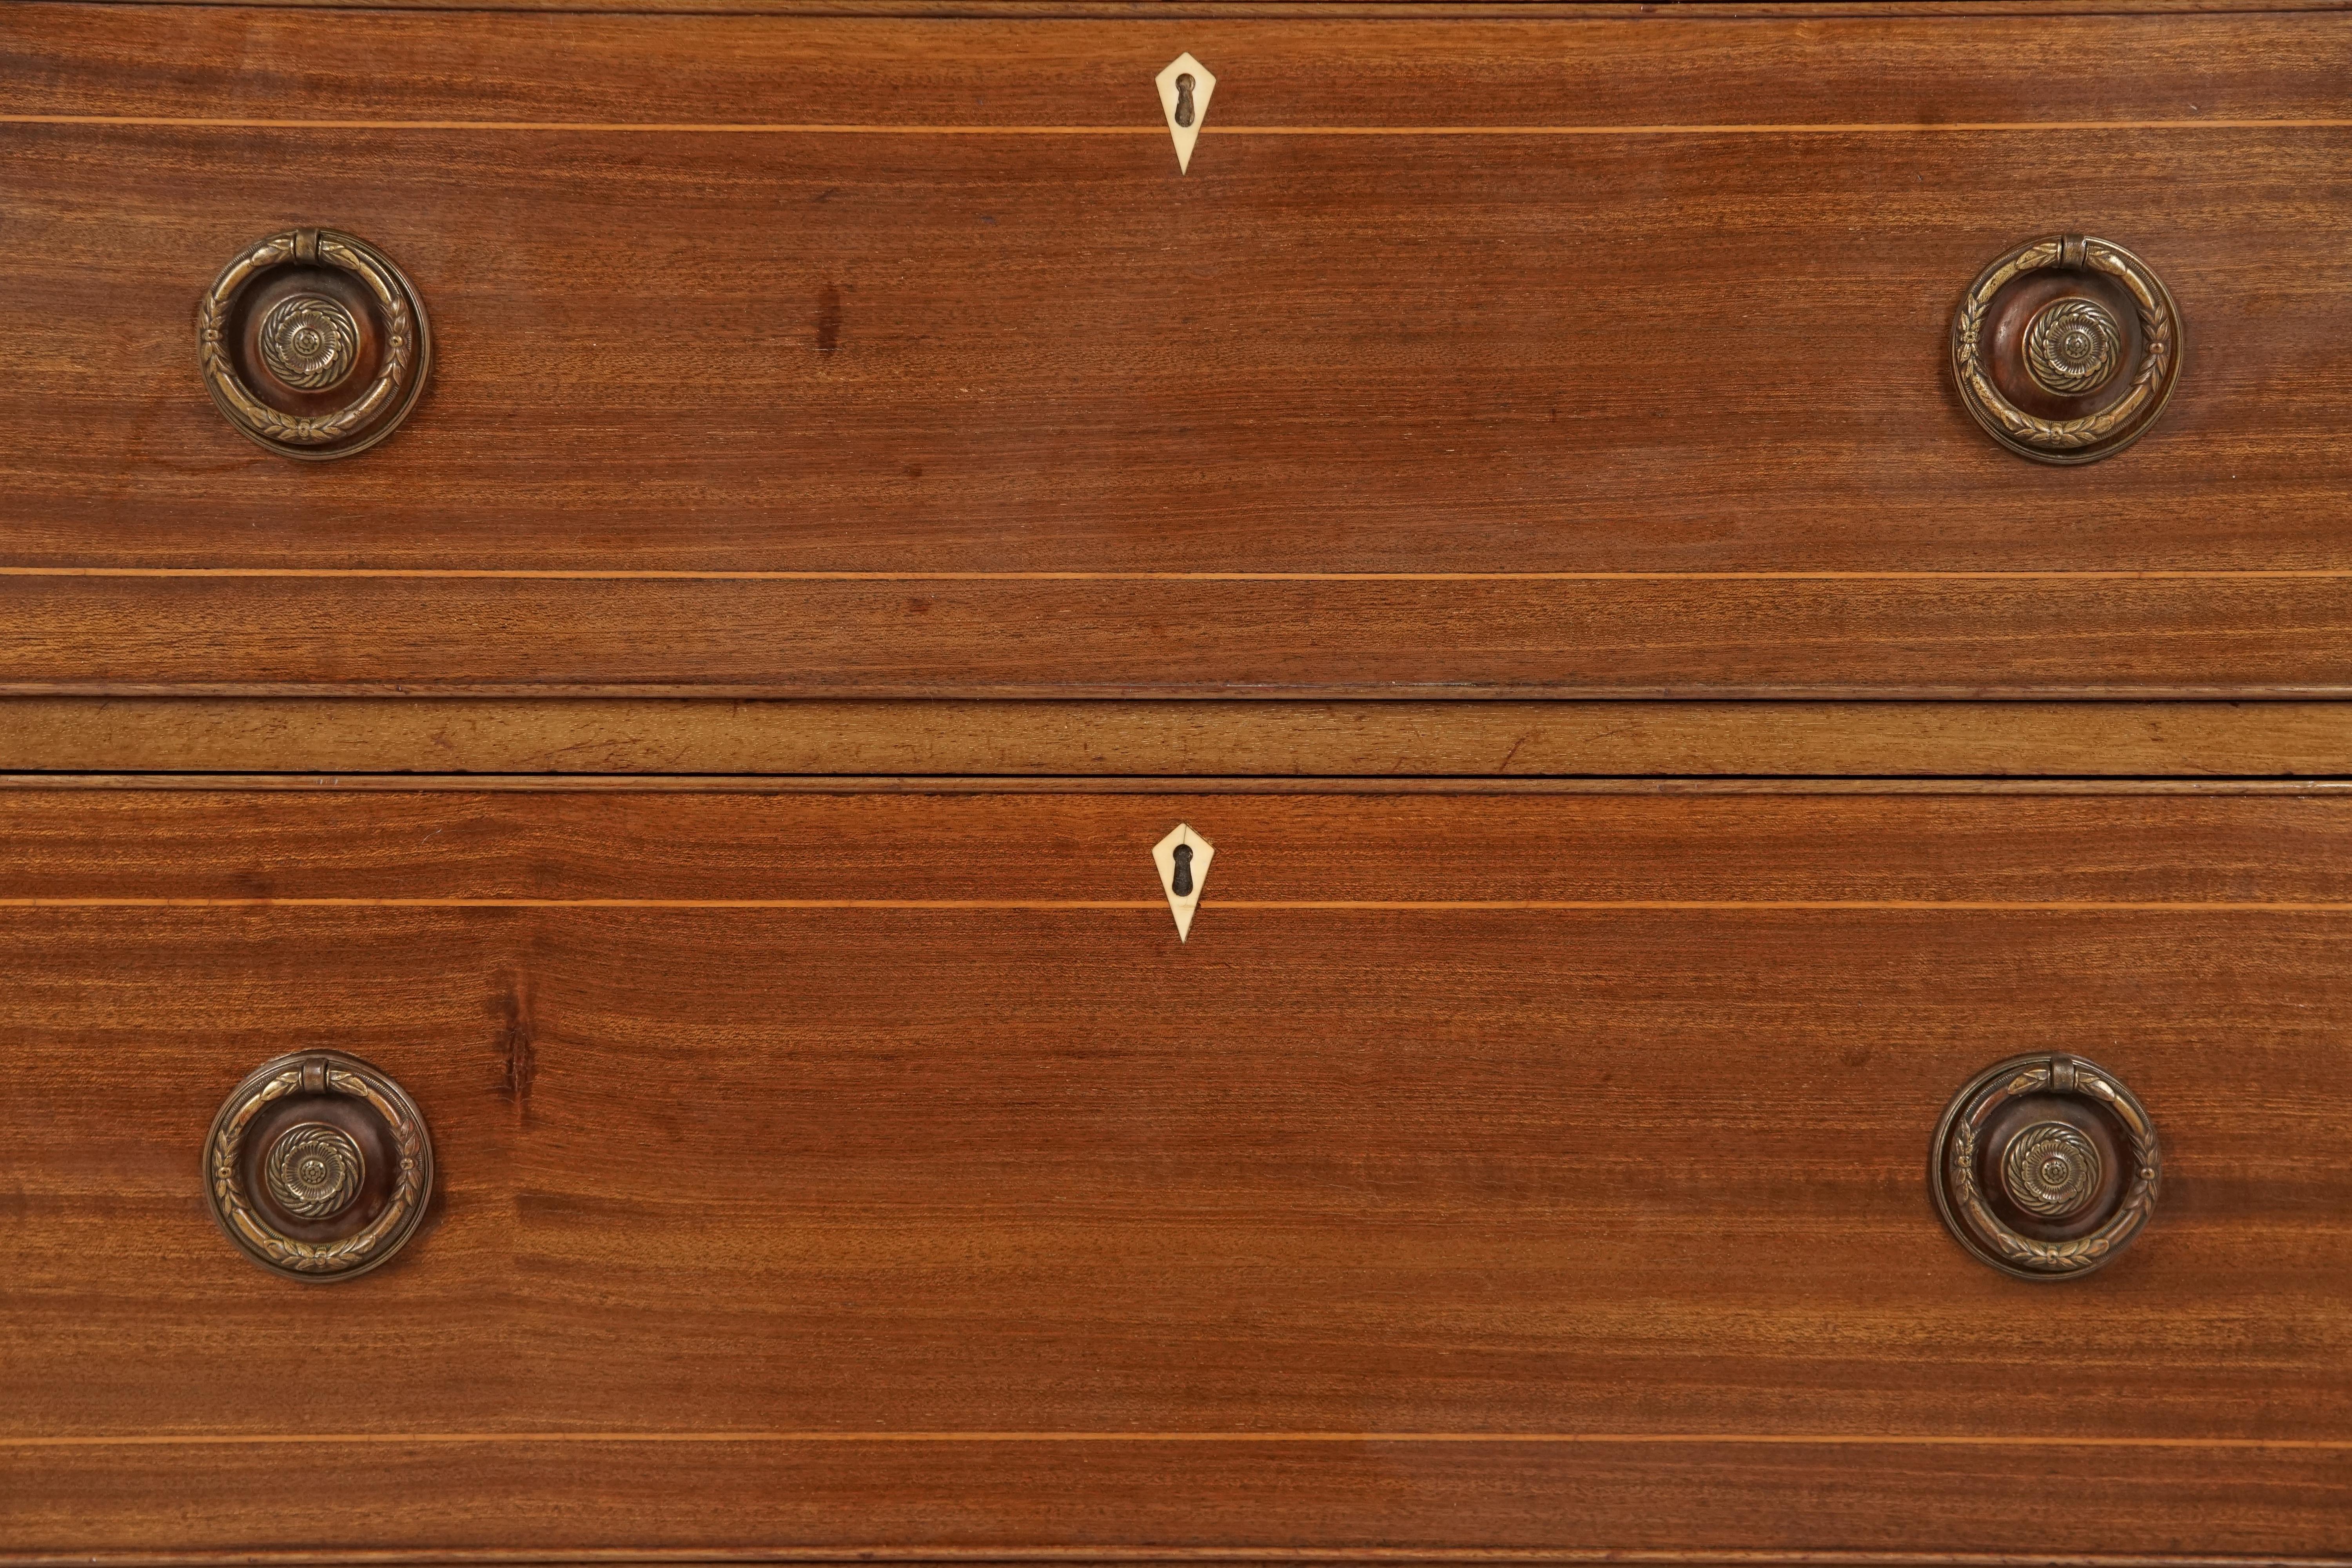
1951,234,2181,465
1930,1053,2160,1281
197,229,432,461
204,1051,433,1281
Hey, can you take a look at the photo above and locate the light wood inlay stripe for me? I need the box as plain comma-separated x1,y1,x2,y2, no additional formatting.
3,899,2349,912
5,115,2350,135
4,569,2352,582
4,1431,2348,1450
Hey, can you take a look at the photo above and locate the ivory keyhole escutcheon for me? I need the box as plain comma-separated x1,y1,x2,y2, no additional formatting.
1152,824,1214,942
1155,54,1216,174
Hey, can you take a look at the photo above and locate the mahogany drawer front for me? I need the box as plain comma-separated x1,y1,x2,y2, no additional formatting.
4,783,2348,1560
6,5,2352,696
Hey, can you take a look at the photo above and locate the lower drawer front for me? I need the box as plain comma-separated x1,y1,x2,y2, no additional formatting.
3,786,2347,1559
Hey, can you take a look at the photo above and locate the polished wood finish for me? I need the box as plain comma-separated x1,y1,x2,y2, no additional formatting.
17,6,2352,125
10,2,2351,1558
4,6,2351,692
9,698,2352,777
15,783,2352,901
12,575,2352,697
1,784,2348,1559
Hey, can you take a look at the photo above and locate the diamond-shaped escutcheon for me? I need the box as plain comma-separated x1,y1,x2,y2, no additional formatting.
1155,53,1216,174
1152,823,1215,942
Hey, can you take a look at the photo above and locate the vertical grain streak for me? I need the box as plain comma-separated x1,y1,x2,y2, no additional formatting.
497,970,536,1125
816,283,844,354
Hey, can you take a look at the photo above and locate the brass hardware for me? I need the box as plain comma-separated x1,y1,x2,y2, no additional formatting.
204,1050,433,1281
265,1122,367,1219
1951,234,2181,464
258,295,362,391
1930,1053,2161,1281
197,229,432,460
2001,1121,2103,1219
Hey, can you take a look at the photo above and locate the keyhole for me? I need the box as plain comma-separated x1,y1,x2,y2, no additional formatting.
1171,842,1194,897
1173,74,1196,129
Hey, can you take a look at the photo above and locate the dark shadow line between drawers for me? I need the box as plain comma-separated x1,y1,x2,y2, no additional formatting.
31,0,2352,20
2,1549,2347,1568
33,0,2352,20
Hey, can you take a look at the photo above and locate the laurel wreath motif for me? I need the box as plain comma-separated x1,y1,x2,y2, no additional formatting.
1947,1061,2160,1276
197,229,420,451
209,1057,429,1278
1951,236,2177,456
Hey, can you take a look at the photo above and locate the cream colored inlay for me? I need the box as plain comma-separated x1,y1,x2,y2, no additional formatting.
1156,54,1216,174
1152,822,1215,942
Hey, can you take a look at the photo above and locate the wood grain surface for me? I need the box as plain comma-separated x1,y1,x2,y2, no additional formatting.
11,573,2352,697
9,122,2335,578
2,786,2348,1557
9,697,2352,777
13,784,2352,901
4,7,2351,692
15,5,2352,126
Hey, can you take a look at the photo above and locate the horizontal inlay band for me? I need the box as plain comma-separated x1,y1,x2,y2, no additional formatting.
4,1552,2333,1568
4,569,2351,582
2,898,2348,911
5,1431,2348,1450
5,116,2349,136
11,777,2352,796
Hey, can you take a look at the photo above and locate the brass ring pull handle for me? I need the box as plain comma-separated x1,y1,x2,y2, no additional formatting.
1951,234,2181,465
197,229,431,460
1931,1053,2161,1280
205,1051,433,1280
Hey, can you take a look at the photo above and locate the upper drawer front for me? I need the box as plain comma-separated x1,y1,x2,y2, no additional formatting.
6,7,2351,695
4,785,2349,1556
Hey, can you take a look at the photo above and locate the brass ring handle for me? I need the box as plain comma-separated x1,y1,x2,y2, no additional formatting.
197,229,431,460
1951,234,2181,465
1931,1053,2161,1280
204,1051,433,1281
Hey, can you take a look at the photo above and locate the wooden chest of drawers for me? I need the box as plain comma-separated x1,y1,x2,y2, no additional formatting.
3,1,2349,1562
6,782,2351,1557
7,1,2352,697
